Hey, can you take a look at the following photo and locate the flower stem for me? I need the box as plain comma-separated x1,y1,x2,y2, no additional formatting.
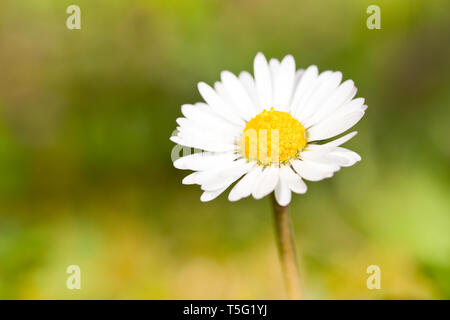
271,194,302,299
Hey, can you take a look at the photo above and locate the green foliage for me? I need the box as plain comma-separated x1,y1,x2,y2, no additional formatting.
0,0,449,299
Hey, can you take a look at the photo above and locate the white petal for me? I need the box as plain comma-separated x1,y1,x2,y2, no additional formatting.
173,151,239,170
238,71,260,111
200,187,228,202
329,98,365,119
170,135,236,153
327,147,361,167
291,159,338,181
301,131,358,159
297,71,342,123
290,65,319,118
220,71,256,120
200,160,254,191
192,158,245,186
198,82,245,126
302,79,357,128
279,166,307,194
252,166,279,199
269,58,280,75
180,103,241,137
254,52,273,110
214,82,246,120
228,166,263,201
181,103,241,134
308,98,365,135
287,69,305,112
273,55,296,112
300,145,361,172
274,179,291,206
184,169,216,185
176,117,238,144
174,131,234,149
182,171,199,185
307,110,365,141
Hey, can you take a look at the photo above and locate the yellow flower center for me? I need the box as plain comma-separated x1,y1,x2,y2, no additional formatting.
241,108,307,165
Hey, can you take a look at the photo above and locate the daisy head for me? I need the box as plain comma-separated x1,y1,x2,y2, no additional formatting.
171,53,366,206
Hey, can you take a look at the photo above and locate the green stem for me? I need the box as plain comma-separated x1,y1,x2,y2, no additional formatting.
271,194,302,299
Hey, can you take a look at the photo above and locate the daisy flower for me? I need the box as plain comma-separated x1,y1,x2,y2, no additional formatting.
171,53,366,206
171,52,367,299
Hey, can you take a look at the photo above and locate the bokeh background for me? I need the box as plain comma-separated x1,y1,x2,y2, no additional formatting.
0,0,449,299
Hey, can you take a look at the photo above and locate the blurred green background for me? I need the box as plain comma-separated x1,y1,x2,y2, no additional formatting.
0,0,449,299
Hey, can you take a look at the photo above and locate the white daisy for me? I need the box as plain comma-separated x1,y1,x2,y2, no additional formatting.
171,53,366,206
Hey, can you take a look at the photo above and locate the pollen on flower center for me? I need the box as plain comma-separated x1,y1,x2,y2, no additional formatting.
241,108,307,165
